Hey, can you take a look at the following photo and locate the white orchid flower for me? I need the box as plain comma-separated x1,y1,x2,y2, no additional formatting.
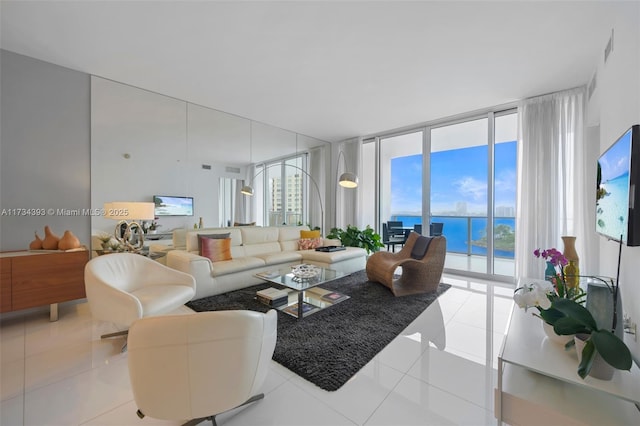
513,282,552,311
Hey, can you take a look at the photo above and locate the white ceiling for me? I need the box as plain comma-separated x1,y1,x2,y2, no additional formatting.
1,1,635,143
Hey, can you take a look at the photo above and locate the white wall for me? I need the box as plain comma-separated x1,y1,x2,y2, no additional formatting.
1,51,331,252
0,50,91,251
90,77,331,236
91,78,256,233
587,5,640,363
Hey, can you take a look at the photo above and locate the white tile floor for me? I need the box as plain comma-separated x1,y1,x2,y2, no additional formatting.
0,273,515,426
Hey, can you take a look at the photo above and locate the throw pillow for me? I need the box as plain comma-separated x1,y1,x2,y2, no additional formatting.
298,237,323,250
197,233,231,253
300,229,321,239
200,237,232,262
410,236,433,260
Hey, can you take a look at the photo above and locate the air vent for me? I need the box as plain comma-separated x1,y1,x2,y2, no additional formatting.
225,166,241,174
202,164,212,170
588,72,597,100
604,29,614,63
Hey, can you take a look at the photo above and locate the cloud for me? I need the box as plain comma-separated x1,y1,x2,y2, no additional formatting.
454,177,486,201
495,169,516,193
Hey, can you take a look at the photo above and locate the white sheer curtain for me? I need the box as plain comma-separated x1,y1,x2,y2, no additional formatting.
516,87,596,279
335,138,361,229
234,178,246,226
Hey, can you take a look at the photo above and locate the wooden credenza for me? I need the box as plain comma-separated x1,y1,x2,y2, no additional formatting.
0,250,89,320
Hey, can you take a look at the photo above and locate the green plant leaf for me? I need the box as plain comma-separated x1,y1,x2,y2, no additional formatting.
577,338,596,379
553,317,591,335
564,339,575,351
591,330,633,371
539,307,564,325
551,299,598,330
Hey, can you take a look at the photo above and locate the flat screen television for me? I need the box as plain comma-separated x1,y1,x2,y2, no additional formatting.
153,195,194,216
596,124,640,246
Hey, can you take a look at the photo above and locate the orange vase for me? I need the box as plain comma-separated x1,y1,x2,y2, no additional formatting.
29,232,43,250
42,226,60,250
58,230,81,250
562,236,580,288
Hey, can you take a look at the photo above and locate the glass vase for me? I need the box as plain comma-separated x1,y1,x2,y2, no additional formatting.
562,236,580,287
564,260,579,288
544,261,556,282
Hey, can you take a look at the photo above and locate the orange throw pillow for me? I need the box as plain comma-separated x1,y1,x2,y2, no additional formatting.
298,237,323,250
200,237,232,262
300,230,321,239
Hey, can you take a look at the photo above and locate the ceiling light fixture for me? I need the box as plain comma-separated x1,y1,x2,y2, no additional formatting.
337,150,358,188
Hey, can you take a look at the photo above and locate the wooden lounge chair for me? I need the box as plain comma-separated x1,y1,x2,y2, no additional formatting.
366,232,446,296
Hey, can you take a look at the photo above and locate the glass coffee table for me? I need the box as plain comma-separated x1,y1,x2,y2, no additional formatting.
255,265,347,319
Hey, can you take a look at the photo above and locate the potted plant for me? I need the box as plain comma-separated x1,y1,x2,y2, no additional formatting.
146,218,161,234
515,247,632,379
550,298,632,379
326,225,383,255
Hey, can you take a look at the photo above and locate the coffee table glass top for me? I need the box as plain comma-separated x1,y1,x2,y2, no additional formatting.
255,266,347,319
256,266,344,291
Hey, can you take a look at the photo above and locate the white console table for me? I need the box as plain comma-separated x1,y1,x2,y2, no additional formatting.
496,301,640,425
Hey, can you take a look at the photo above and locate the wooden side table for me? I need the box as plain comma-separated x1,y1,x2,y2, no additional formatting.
0,249,89,321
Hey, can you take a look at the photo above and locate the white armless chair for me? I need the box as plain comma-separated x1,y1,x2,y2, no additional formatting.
127,310,277,426
84,253,196,341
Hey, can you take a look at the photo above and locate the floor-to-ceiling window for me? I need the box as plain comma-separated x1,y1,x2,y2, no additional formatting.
431,118,490,274
369,109,517,280
258,154,309,226
379,130,424,231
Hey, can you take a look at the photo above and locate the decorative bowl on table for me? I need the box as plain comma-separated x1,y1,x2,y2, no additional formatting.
291,264,321,279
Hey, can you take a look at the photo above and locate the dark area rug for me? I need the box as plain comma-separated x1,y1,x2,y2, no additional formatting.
186,269,450,391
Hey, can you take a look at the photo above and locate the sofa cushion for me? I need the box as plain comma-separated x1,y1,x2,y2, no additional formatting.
255,251,303,266
172,229,189,250
298,237,323,250
300,229,321,239
243,242,282,257
241,227,279,245
279,225,310,251
211,257,265,277
201,238,232,262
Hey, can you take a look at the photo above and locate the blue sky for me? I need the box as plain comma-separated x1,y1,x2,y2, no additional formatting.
391,141,517,215
599,130,631,182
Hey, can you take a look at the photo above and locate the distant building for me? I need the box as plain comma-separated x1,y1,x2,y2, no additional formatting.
495,206,516,217
270,174,303,225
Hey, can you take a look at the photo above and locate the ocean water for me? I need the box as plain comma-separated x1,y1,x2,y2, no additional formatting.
596,172,629,241
391,215,515,258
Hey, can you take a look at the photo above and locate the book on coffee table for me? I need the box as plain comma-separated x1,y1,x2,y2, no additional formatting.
256,287,288,307
257,270,281,279
321,291,348,303
283,302,318,317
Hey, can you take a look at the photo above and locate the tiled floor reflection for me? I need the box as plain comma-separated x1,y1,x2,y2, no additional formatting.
0,273,513,425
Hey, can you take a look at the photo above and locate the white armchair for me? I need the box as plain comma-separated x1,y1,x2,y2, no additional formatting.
84,253,196,340
127,310,277,425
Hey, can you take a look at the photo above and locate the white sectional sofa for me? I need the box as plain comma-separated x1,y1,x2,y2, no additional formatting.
166,225,367,300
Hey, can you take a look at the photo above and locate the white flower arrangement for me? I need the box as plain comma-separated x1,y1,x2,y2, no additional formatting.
513,280,553,311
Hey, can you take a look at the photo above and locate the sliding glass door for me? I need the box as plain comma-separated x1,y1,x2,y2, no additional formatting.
379,130,424,240
431,118,490,274
372,109,517,279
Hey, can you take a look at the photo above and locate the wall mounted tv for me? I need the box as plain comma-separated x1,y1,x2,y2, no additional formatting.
596,124,640,246
153,195,194,217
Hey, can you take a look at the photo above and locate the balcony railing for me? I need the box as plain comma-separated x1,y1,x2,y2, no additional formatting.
390,214,515,259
